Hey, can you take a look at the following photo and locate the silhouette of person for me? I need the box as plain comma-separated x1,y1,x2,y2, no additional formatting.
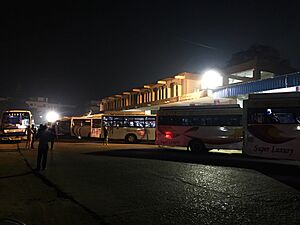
49,124,57,150
35,124,51,171
103,126,109,145
25,125,33,149
31,124,37,149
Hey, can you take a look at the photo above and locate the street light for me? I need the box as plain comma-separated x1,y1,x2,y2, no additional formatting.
46,111,59,123
201,70,223,89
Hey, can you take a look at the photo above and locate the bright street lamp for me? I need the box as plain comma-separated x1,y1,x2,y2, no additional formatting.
46,111,59,123
201,70,223,89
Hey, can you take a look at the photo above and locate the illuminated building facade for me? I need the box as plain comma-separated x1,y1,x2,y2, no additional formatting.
100,45,298,113
100,72,230,113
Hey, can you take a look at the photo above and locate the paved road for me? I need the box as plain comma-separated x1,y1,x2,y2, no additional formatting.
2,141,300,225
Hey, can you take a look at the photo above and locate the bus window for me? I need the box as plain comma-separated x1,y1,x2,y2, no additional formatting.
92,119,102,128
248,108,300,124
145,116,156,128
103,116,113,127
158,115,242,126
123,116,144,128
134,117,144,127
113,117,124,127
73,119,91,126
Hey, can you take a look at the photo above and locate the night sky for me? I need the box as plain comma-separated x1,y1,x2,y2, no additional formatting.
0,1,299,105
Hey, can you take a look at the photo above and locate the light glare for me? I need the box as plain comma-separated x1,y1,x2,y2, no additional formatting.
46,111,59,123
201,70,223,89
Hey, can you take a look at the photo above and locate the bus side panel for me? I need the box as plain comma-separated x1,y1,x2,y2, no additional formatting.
156,125,189,146
244,124,300,160
109,127,155,141
143,127,155,141
156,125,243,149
71,124,91,137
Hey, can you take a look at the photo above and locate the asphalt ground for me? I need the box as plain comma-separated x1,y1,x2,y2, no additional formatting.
0,141,299,225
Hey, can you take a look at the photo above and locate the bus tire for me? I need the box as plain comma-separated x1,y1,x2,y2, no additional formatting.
125,134,137,144
189,140,207,153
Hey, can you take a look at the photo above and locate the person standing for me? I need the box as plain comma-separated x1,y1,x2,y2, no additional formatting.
103,126,109,145
30,124,37,149
49,124,57,150
35,124,51,171
25,125,33,149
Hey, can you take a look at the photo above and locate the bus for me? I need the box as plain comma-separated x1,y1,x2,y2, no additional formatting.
56,117,71,136
0,110,33,141
70,114,103,138
243,92,300,160
102,113,156,143
156,105,243,152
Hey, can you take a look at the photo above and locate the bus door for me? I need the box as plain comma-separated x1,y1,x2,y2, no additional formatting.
91,119,102,138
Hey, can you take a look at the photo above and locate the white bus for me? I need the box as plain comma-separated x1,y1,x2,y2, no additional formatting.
70,114,103,138
156,105,243,152
102,114,156,143
243,92,300,160
0,110,33,141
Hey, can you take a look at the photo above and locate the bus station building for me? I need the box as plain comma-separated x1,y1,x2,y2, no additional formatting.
100,45,299,113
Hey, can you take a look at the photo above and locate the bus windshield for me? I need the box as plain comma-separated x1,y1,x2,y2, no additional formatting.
2,112,31,129
248,108,300,124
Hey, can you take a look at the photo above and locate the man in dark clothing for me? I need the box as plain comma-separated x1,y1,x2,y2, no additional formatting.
49,124,57,150
103,126,109,145
31,124,37,149
35,124,51,171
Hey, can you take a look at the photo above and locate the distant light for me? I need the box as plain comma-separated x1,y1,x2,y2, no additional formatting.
46,111,59,123
157,80,167,84
201,70,223,89
174,75,185,79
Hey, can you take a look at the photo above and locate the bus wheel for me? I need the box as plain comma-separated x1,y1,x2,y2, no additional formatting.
125,134,137,144
189,140,206,153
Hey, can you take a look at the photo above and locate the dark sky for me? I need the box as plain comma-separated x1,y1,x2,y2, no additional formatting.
0,0,299,105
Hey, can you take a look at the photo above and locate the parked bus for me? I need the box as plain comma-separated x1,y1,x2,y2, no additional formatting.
102,113,156,143
243,92,300,160
71,115,92,138
156,105,243,152
56,117,71,136
0,110,33,141
70,114,103,138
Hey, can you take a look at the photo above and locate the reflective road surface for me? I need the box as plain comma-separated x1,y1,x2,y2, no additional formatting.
2,142,300,225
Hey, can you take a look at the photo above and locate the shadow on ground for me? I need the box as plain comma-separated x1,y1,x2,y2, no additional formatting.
85,148,300,190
